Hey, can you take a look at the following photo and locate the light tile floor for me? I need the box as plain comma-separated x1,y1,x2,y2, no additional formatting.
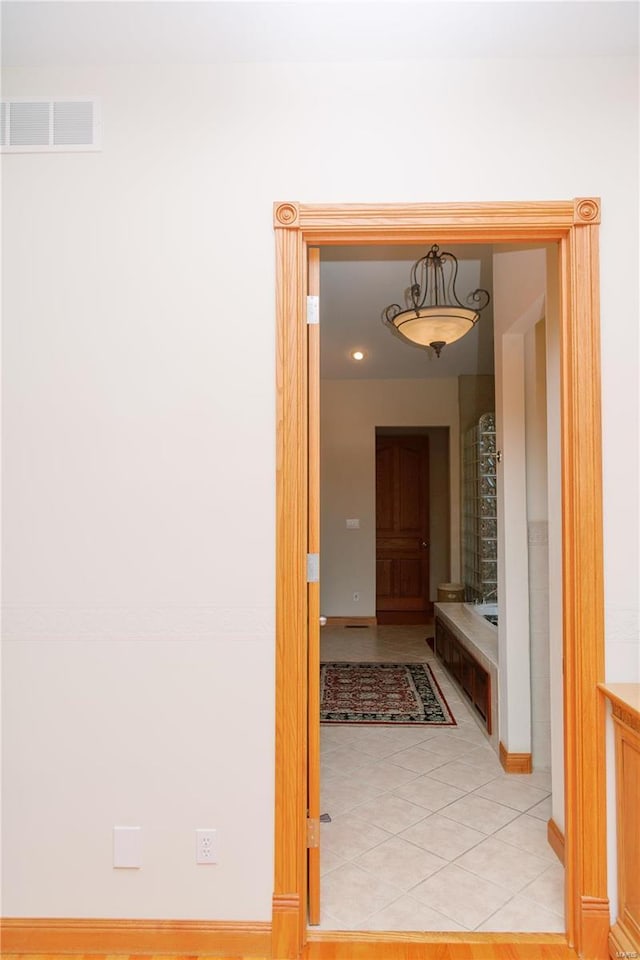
317,623,564,933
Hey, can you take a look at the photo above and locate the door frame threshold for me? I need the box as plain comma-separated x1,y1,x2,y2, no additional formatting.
304,930,576,960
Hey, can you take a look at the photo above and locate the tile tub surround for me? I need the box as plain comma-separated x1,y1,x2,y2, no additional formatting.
434,602,499,749
318,623,563,933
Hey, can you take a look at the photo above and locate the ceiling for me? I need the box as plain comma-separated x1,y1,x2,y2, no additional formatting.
1,1,637,67
320,244,495,380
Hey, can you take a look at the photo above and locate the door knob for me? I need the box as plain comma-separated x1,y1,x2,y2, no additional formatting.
421,540,430,548
319,616,327,627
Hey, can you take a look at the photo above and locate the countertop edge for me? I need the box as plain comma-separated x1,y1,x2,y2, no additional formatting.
598,683,640,721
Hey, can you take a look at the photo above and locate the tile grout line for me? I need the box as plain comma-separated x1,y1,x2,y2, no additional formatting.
318,628,562,931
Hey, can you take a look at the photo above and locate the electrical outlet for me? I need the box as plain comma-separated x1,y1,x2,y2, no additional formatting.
196,828,217,864
353,592,360,602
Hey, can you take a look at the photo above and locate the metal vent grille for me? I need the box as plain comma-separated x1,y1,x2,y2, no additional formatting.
10,101,49,146
1,99,100,152
53,100,94,145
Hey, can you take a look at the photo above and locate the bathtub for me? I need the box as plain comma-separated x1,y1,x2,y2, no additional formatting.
434,601,499,747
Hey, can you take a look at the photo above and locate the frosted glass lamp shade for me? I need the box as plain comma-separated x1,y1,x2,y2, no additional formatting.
382,245,490,358
389,306,479,349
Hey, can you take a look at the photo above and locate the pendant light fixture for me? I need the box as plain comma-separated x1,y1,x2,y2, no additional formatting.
383,245,490,358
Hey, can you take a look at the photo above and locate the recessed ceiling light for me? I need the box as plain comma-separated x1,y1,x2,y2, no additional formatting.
351,350,365,361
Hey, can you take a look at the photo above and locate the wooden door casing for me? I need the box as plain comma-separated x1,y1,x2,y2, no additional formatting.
274,198,605,960
375,435,430,619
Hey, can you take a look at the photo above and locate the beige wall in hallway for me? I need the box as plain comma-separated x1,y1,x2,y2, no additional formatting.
320,378,458,617
458,375,496,438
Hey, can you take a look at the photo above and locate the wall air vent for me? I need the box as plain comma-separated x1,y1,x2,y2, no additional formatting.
0,99,101,153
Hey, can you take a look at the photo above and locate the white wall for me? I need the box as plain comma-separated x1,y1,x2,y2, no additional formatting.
493,248,548,755
493,246,564,811
525,321,551,771
2,50,638,920
544,248,565,832
321,380,457,616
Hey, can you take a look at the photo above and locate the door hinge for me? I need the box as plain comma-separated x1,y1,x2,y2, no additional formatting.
306,295,319,325
307,817,320,848
306,552,319,583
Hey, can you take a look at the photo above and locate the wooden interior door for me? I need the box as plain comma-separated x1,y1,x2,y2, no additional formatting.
376,434,431,624
306,247,321,926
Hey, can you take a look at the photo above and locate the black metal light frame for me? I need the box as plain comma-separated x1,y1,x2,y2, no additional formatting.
384,244,491,357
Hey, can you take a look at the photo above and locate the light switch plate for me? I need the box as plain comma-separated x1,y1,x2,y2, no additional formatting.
113,826,142,868
346,518,360,529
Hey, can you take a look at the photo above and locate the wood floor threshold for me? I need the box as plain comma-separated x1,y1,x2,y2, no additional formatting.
304,932,575,960
375,611,434,626
325,617,377,627
0,918,271,957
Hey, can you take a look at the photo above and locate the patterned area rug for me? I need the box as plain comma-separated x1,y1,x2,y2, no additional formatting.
320,662,456,725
